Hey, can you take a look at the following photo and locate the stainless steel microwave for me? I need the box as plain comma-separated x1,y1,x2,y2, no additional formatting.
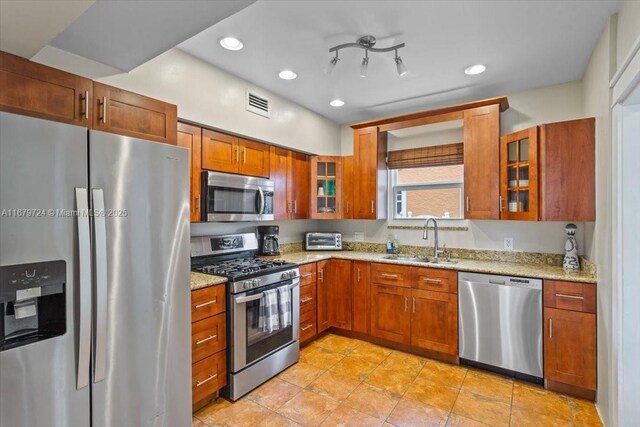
202,171,274,221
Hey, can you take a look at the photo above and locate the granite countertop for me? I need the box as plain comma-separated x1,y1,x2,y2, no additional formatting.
190,271,227,291
276,251,597,284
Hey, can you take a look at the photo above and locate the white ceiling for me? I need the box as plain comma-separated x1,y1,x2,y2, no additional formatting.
179,0,619,124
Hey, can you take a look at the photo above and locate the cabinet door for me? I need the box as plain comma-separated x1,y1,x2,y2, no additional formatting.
270,146,290,220
463,105,500,219
544,308,596,390
500,127,539,220
342,156,354,219
92,82,177,145
177,122,202,222
311,157,343,219
0,51,92,126
352,261,370,334
353,127,387,219
317,261,329,333
327,259,352,330
201,129,239,173
410,289,458,355
238,138,270,177
289,151,310,219
370,283,411,344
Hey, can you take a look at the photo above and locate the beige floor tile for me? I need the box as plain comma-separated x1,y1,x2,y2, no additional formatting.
257,411,303,427
418,360,468,389
451,389,511,427
246,377,303,410
306,370,362,402
342,383,400,420
316,334,363,354
510,407,573,427
330,355,380,381
386,398,449,427
445,413,492,427
196,398,271,426
277,389,340,427
279,362,325,388
194,398,232,421
192,417,206,427
319,403,384,427
460,369,513,405
379,351,426,376
405,376,460,412
301,347,346,370
364,366,417,397
512,382,572,420
349,342,393,364
568,397,603,426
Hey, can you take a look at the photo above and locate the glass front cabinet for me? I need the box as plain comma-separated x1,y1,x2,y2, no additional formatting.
500,127,539,220
311,156,343,219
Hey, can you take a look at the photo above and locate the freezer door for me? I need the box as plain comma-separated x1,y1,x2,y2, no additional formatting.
0,113,91,427
88,131,191,427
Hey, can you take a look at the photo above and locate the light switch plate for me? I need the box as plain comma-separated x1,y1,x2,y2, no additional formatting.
504,237,514,251
354,232,365,242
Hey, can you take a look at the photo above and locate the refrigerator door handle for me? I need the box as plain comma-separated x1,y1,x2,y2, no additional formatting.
92,188,108,383
75,188,92,390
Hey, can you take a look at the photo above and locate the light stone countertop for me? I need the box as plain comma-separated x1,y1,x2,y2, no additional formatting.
190,271,227,291
276,251,597,284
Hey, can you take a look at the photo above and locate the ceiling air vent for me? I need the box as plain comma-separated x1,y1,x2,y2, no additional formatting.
246,90,270,118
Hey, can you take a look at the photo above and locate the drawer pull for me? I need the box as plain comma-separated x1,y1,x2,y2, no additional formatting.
195,334,218,345
196,373,218,387
301,297,313,303
555,293,584,300
423,278,442,284
301,324,313,331
380,273,400,279
301,273,313,278
195,298,218,309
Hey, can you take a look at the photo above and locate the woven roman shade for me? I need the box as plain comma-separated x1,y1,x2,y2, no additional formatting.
387,142,464,169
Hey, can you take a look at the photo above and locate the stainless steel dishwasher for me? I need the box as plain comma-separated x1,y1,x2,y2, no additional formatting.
458,272,543,379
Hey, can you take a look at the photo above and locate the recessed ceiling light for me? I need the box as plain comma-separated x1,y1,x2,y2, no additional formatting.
220,36,243,51
464,64,486,75
330,99,345,107
278,70,297,80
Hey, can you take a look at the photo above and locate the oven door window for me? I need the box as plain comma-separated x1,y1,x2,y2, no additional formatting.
208,186,260,214
244,282,294,365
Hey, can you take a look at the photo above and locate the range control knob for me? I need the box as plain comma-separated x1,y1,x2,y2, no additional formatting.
252,279,260,287
243,281,251,290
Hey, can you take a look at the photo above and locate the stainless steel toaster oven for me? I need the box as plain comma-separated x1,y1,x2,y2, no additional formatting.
305,232,342,251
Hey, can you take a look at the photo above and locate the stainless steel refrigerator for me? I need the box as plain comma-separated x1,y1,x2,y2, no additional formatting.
0,112,191,427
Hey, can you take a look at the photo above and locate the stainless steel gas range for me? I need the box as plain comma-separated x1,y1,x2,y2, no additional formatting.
191,233,300,401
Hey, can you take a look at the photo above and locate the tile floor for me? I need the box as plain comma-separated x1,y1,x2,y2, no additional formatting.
193,334,602,427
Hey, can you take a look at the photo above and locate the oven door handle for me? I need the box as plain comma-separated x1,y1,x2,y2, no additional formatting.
235,293,263,304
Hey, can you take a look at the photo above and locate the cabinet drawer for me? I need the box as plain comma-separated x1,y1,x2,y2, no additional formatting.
300,283,317,315
300,309,317,342
412,267,458,293
192,313,226,364
371,263,411,287
191,285,226,322
192,352,226,404
544,280,596,314
299,263,317,286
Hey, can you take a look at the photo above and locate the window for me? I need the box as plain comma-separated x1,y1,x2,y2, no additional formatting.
391,164,464,220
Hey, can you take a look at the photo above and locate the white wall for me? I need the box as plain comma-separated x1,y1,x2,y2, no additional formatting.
97,48,341,155
191,220,316,244
616,0,640,70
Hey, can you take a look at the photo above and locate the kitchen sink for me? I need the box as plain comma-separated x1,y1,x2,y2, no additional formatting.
382,255,458,265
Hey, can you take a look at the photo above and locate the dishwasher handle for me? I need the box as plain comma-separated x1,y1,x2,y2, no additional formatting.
459,276,542,291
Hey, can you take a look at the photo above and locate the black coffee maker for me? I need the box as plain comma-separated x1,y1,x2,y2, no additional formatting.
257,225,280,256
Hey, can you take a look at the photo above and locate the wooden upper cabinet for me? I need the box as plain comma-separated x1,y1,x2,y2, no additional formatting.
342,156,354,219
92,82,177,145
238,138,270,178
177,122,202,222
327,259,353,330
317,261,330,333
410,289,458,355
353,126,388,219
370,283,411,344
463,105,500,219
202,129,239,174
500,127,539,220
270,146,290,220
289,151,310,219
0,51,92,126
539,118,595,222
544,307,596,391
352,261,370,334
311,156,343,219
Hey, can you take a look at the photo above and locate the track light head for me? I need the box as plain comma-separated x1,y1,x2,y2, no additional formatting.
395,51,407,76
360,50,369,78
326,52,340,74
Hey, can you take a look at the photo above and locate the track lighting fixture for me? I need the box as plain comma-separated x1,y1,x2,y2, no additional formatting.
328,35,407,77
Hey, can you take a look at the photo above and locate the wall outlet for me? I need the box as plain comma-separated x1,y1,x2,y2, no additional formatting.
354,232,365,242
504,237,514,251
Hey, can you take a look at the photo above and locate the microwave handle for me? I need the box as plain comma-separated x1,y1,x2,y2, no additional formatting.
258,187,265,215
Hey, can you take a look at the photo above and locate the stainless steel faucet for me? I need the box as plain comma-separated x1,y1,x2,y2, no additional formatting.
423,218,444,258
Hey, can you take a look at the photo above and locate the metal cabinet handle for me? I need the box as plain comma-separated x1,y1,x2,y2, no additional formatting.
293,200,297,214
301,273,313,278
346,201,350,213
412,297,416,313
301,297,313,303
301,324,313,331
319,269,324,282
92,189,108,383
235,145,240,163
243,148,247,163
371,200,374,214
357,269,361,282
549,319,553,338
81,91,90,119
195,195,200,211
195,334,218,345
404,297,408,312
196,373,218,387
75,188,92,390
195,298,217,309
381,273,399,279
423,278,442,284
555,293,584,300
466,196,470,212
100,96,107,124
499,195,504,212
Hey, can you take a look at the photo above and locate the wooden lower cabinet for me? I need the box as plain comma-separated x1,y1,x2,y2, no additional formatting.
352,261,370,334
317,260,330,333
370,283,411,344
410,289,458,355
192,351,226,406
327,259,353,330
